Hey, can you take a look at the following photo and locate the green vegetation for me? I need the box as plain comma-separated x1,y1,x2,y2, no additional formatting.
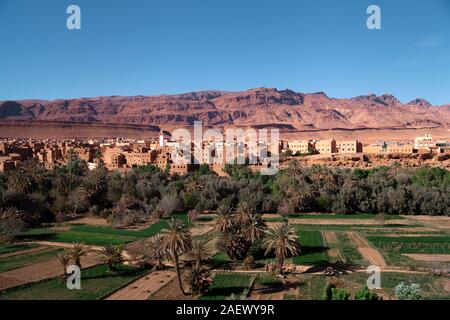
367,236,450,254
0,243,39,255
0,247,62,273
70,213,191,238
256,274,283,287
292,230,329,265
211,252,232,268
200,273,255,300
19,228,136,246
19,214,192,246
335,232,365,265
284,213,403,220
0,264,147,300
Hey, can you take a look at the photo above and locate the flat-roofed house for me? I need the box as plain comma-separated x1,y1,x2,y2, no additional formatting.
315,139,337,154
336,140,362,154
288,140,314,155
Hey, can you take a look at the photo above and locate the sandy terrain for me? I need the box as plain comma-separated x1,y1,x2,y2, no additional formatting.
357,248,387,268
406,216,450,231
322,231,337,245
0,251,103,291
69,216,109,226
403,254,450,262
190,224,214,237
105,270,175,300
149,277,197,300
347,232,387,268
444,279,450,293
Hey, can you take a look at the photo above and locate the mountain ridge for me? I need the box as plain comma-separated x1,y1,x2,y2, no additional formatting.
1,88,449,130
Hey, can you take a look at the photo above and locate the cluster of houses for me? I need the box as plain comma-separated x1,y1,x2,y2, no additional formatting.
285,134,450,156
0,132,449,175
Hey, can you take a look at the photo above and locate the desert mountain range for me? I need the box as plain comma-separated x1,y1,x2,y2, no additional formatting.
1,88,449,133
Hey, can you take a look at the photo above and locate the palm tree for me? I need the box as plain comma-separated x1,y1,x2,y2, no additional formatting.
183,265,211,295
161,219,192,295
186,239,213,268
66,243,86,269
101,245,123,271
144,234,167,270
234,202,255,225
264,223,300,275
241,213,267,244
215,204,234,232
184,178,204,193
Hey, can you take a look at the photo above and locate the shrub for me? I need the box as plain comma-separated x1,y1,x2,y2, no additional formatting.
355,286,382,300
331,288,350,300
157,194,182,218
322,284,335,300
395,282,422,300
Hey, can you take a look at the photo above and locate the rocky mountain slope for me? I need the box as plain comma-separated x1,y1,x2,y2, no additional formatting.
1,88,449,130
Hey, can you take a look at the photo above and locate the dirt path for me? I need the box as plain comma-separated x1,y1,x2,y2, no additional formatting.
347,232,387,268
322,231,337,245
30,241,104,252
403,254,450,262
190,224,214,237
322,231,343,262
105,270,175,300
0,251,103,291
149,277,197,300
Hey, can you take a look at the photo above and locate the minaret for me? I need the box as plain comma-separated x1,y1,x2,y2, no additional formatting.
159,130,165,147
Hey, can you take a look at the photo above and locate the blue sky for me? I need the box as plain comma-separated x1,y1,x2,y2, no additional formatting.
0,0,449,105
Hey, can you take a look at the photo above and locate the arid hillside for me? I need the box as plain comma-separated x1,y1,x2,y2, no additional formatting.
1,88,449,140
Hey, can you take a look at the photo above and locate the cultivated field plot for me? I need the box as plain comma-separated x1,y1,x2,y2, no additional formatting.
18,214,192,246
200,273,256,300
367,236,450,254
0,265,147,300
0,213,448,300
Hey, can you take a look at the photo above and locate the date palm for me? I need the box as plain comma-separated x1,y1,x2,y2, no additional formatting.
144,234,167,270
215,204,234,232
161,219,192,295
183,265,211,295
101,244,123,271
241,213,267,244
186,239,213,268
234,202,255,225
66,243,86,269
264,223,300,275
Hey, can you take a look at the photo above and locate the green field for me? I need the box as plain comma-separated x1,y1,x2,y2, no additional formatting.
265,214,404,222
367,236,450,254
200,273,255,300
334,232,365,265
0,247,63,273
19,214,192,246
291,230,329,265
0,243,40,255
0,265,147,300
